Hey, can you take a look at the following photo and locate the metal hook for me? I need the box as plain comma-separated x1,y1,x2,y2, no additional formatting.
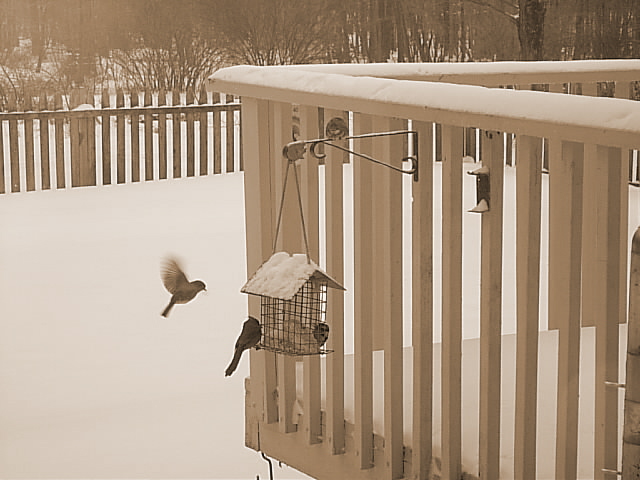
284,117,420,182
260,452,274,480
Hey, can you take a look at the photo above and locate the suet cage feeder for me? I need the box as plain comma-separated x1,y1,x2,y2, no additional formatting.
242,252,344,356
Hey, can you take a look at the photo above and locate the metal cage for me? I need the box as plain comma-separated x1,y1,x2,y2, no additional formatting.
258,278,331,355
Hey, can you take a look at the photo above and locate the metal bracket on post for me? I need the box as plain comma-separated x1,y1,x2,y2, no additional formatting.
468,165,490,213
282,117,419,182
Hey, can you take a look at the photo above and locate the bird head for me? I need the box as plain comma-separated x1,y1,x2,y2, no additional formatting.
193,280,207,292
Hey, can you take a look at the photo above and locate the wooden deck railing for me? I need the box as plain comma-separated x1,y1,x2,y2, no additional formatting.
210,60,640,480
0,90,241,194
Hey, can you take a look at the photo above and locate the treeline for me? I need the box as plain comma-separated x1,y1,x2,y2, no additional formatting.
0,0,638,104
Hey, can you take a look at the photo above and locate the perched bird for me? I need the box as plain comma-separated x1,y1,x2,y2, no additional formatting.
160,258,206,317
225,317,262,377
313,322,330,348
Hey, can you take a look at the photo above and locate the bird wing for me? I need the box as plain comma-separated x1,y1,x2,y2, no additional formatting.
161,258,189,294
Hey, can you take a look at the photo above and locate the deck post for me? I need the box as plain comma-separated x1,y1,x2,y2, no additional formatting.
623,228,640,480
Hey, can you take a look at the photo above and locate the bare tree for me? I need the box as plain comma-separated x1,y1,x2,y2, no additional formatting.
215,0,341,65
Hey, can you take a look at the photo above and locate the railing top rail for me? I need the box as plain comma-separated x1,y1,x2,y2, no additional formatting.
254,59,640,85
209,65,640,149
0,102,241,120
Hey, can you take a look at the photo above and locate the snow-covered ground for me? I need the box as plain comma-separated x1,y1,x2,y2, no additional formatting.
0,173,310,479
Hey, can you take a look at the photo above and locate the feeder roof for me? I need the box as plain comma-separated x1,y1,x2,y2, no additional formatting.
241,252,345,301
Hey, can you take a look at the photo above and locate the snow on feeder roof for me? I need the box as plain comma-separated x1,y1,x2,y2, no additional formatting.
241,251,345,301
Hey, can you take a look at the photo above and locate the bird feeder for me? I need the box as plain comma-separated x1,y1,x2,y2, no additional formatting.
242,252,344,355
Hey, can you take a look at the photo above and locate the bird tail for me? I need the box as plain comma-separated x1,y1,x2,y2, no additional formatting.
225,348,243,377
161,299,175,317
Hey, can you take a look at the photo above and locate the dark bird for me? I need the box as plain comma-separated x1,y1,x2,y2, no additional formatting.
225,317,262,377
313,322,330,348
160,258,206,317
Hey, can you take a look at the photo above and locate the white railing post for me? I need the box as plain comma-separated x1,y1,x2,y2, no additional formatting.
622,228,640,480
299,104,322,445
378,116,404,479
271,101,298,434
583,145,628,479
411,120,435,480
353,112,375,470
514,135,543,480
241,97,278,442
441,124,464,480
551,140,584,480
478,130,504,479
324,108,346,456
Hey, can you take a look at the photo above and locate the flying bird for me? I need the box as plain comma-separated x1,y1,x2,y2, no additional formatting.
313,322,330,348
225,317,262,377
160,258,206,317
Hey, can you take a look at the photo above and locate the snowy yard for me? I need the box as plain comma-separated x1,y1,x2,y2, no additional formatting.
0,173,309,479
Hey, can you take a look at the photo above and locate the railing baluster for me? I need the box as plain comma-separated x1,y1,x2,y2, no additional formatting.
144,91,154,180
240,96,278,441
158,90,168,180
0,119,5,193
379,115,404,479
24,96,35,191
353,112,374,470
324,109,346,455
101,90,111,185
38,94,50,191
551,140,584,480
412,120,434,480
54,94,65,189
226,95,235,173
130,90,140,183
198,89,208,176
172,91,181,178
299,105,322,445
583,145,627,479
478,130,504,480
213,93,222,174
116,91,125,184
186,90,195,177
8,97,19,192
441,124,463,480
272,101,298,434
514,135,543,480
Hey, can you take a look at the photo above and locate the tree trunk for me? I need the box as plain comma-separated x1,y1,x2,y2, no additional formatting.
517,0,546,60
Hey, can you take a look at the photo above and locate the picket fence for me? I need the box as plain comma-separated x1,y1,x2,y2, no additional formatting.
0,89,241,194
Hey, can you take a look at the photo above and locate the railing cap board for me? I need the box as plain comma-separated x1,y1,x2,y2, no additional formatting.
253,59,640,85
209,65,640,149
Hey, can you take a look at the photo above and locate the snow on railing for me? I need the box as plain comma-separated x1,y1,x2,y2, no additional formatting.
209,61,640,480
0,90,241,194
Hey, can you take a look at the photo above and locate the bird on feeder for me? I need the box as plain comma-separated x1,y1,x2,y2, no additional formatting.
225,316,262,376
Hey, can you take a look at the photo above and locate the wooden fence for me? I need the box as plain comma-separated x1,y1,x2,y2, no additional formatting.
210,61,640,480
0,89,242,194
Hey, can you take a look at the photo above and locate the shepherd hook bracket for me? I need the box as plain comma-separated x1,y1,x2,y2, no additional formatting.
282,117,419,182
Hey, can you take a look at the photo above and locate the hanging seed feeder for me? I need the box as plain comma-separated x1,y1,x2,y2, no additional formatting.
242,252,344,355
242,129,344,356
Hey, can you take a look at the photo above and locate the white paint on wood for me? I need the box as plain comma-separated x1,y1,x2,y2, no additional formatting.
514,135,543,480
441,125,464,480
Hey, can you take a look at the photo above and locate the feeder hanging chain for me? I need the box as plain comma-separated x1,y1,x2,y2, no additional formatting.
272,152,311,264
